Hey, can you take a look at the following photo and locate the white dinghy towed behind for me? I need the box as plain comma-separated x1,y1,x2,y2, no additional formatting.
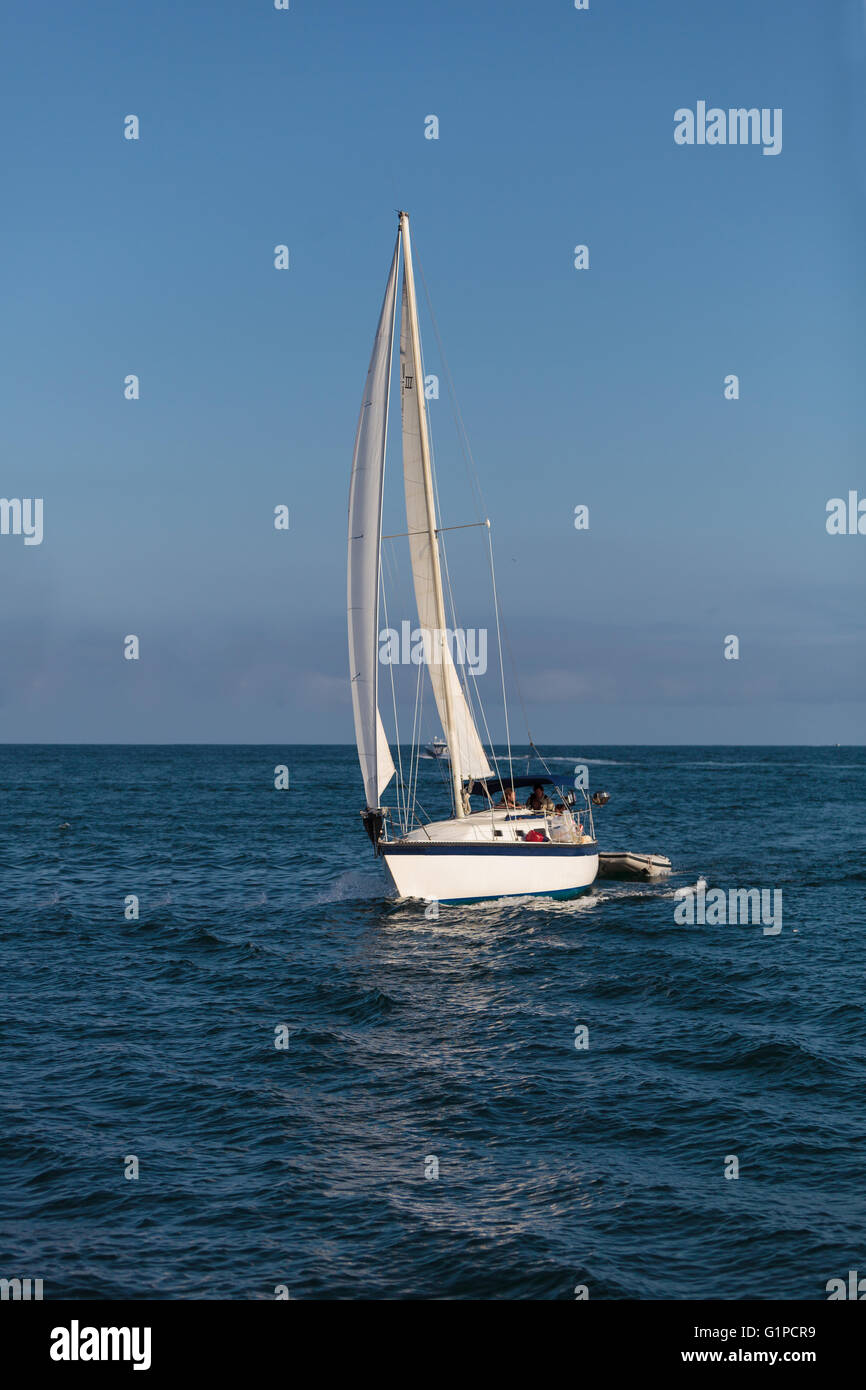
597,851,672,880
347,212,599,904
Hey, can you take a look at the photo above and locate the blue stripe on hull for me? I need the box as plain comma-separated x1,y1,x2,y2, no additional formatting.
438,883,596,906
383,841,598,858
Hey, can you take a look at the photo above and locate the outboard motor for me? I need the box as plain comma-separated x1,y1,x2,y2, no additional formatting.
360,809,385,853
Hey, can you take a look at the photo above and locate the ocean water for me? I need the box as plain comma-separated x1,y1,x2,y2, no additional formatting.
1,744,864,1301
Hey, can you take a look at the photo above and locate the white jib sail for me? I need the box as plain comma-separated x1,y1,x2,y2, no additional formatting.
347,240,399,808
399,274,493,782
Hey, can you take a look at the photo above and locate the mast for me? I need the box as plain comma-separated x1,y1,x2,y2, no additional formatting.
398,210,465,819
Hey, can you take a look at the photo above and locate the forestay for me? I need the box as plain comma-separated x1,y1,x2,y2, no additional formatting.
399,274,493,782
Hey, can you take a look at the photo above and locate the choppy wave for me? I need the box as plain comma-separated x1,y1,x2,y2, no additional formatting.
1,743,863,1300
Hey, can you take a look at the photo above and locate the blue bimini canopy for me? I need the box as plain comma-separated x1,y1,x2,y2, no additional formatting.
467,775,555,796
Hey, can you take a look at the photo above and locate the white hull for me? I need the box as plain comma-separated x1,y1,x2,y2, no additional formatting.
382,843,598,902
380,808,598,902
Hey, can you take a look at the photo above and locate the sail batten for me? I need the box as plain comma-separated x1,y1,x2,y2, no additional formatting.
347,239,399,809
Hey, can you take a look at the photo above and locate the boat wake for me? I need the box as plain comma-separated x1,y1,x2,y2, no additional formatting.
313,869,385,904
540,756,626,766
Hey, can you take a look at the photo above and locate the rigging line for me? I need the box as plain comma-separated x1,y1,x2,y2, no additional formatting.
408,695,422,834
433,514,508,797
412,239,474,655
438,528,503,787
487,522,516,791
390,762,436,832
380,575,405,830
383,535,411,618
463,648,510,801
408,644,428,828
430,485,509,800
407,251,465,818
376,230,402,821
382,533,416,826
407,644,425,831
413,670,431,829
492,569,556,780
423,371,535,768
411,288,480,761
415,248,487,524
423,352,507,796
415,246,512,794
432,478,503,796
431,491,507,801
498,598,537,749
420,342,489,770
382,521,489,540
394,780,436,834
395,559,424,833
413,235,512,802
381,535,396,588
416,245,554,801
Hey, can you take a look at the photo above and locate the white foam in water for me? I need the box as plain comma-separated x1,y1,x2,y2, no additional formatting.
540,756,626,765
315,869,385,903
673,877,708,898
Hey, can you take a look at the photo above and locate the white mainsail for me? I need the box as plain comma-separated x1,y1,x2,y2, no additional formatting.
347,240,399,808
399,270,493,785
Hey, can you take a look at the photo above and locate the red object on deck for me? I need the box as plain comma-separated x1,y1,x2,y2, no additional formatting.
524,829,545,842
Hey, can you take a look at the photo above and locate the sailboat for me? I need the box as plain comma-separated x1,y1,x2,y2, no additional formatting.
347,211,599,903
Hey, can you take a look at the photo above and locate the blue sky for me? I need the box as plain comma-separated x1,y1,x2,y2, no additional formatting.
1,0,863,744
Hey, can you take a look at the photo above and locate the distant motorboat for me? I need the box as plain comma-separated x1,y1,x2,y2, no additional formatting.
423,737,449,760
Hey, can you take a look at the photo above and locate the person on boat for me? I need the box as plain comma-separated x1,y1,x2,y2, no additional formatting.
496,786,518,808
549,803,576,842
526,783,554,813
